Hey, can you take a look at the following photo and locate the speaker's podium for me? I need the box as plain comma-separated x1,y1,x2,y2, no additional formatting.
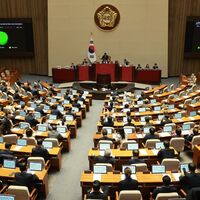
96,74,111,87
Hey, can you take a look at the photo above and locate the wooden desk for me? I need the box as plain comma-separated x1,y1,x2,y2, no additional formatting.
143,85,167,96
0,99,8,106
0,167,49,197
154,85,187,101
193,145,200,167
187,102,200,113
88,148,172,170
80,171,180,199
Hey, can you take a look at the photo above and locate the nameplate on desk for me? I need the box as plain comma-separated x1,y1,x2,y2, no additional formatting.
159,132,171,137
188,117,195,120
15,116,22,120
177,119,183,122
155,120,161,124
172,173,181,181
170,109,176,112
140,122,145,125
134,112,140,115
139,149,147,155
93,174,102,181
153,111,160,114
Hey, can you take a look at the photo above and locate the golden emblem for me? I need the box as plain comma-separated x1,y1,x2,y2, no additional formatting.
94,4,120,31
97,6,117,28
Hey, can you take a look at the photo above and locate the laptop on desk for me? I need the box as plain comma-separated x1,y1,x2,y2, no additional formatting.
3,159,16,169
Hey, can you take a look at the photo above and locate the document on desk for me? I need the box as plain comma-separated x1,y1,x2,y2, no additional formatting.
13,146,22,151
188,117,195,120
11,128,20,132
99,151,104,156
172,173,181,181
93,174,101,181
159,132,171,137
139,149,147,155
155,120,161,124
137,134,143,139
151,149,159,155
177,119,183,122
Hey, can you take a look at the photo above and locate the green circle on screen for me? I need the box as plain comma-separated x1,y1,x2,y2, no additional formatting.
0,31,8,45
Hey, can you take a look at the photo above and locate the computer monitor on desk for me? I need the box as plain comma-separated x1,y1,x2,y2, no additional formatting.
93,165,107,174
0,194,15,200
152,165,166,174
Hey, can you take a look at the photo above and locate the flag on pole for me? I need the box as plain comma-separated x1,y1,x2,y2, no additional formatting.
87,33,96,64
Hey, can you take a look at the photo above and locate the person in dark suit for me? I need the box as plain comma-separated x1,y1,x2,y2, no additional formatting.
86,180,108,200
94,149,116,166
173,128,182,137
143,116,154,128
179,163,200,192
99,129,115,142
118,167,139,192
15,163,40,192
153,63,159,69
0,115,12,135
51,105,63,119
102,116,114,127
186,127,199,143
144,127,159,140
152,175,177,199
31,139,49,162
0,143,13,156
35,104,45,116
129,150,146,165
25,111,39,127
157,141,175,162
124,117,134,127
160,115,172,126
101,53,109,64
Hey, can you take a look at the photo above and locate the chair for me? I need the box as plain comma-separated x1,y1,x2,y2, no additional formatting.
27,157,45,170
121,140,137,149
132,163,148,172
118,190,143,200
25,138,37,146
102,126,115,134
162,87,168,93
155,192,179,200
179,99,192,109
98,140,113,149
191,135,200,149
7,185,37,200
164,123,176,131
95,163,113,172
170,138,185,153
161,158,180,171
194,96,200,102
145,139,160,149
169,84,174,90
179,91,186,97
43,138,60,147
2,92,7,99
3,134,18,144
27,91,33,99
8,95,14,105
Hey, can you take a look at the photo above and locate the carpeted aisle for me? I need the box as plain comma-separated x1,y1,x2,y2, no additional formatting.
46,100,104,200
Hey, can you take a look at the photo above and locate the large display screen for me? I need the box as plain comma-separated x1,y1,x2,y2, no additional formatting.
184,16,200,58
0,18,34,57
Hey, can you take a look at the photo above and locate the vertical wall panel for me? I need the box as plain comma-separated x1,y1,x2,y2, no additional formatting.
0,0,48,75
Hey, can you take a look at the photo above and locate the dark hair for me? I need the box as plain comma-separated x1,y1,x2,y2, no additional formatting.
107,116,113,122
127,117,132,123
145,117,150,123
193,128,199,135
126,111,131,117
102,129,108,136
149,127,155,135
133,150,139,157
176,128,182,136
162,175,171,186
93,180,100,192
19,163,27,172
163,140,170,148
26,128,33,137
37,139,43,146
5,143,12,149
52,105,57,110
189,163,196,173
124,167,132,177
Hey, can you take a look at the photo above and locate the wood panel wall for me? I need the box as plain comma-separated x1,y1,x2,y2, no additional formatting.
168,0,200,76
0,0,48,75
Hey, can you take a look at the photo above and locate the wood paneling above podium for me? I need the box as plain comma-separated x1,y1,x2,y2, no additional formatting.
0,0,48,75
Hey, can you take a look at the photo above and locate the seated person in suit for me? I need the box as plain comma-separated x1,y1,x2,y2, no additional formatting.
94,149,116,166
101,53,109,64
51,105,63,119
48,124,63,140
31,139,49,162
157,141,175,162
173,127,182,137
123,58,129,66
0,115,12,135
179,163,200,192
129,150,146,165
25,111,39,127
23,127,35,139
124,117,134,127
86,180,108,200
136,64,142,69
15,163,40,192
99,129,115,142
186,127,199,143
160,115,172,126
153,63,158,69
118,167,139,192
102,116,114,127
143,117,154,128
35,104,45,116
0,143,13,156
82,58,89,65
152,175,177,199
144,127,159,140
145,64,150,69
